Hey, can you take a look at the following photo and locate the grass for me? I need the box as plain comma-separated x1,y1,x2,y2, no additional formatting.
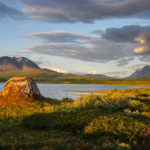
0,87,150,149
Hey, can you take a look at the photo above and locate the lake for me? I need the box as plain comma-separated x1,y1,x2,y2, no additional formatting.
0,83,146,100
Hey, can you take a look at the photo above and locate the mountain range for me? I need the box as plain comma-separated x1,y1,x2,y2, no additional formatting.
0,56,150,83
0,56,112,78
85,74,113,79
0,56,113,83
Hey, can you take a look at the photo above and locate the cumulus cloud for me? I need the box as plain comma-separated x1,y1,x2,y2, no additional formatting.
21,0,150,23
102,25,150,55
87,70,100,75
0,2,23,20
52,67,68,73
134,37,150,54
103,25,150,42
50,62,69,73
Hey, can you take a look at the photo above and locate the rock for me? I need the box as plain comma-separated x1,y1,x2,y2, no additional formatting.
1,77,44,100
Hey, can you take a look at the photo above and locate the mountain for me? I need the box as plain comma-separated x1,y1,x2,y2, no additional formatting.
0,56,39,71
84,74,113,79
128,65,150,78
0,56,115,83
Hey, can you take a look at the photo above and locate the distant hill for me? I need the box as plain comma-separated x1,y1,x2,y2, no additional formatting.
0,56,116,83
1,68,150,85
84,74,113,79
128,65,150,78
0,56,39,71
0,68,110,83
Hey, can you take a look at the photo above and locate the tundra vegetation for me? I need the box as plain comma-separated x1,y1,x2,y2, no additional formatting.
0,88,150,149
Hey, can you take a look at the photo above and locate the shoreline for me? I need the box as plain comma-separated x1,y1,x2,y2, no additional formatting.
1,81,150,86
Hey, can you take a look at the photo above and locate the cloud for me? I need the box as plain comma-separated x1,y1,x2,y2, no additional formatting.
102,25,150,54
21,0,150,23
105,71,129,78
23,31,134,63
134,37,150,54
24,31,93,43
50,62,69,73
0,2,23,20
87,70,100,75
51,67,68,73
34,56,51,66
116,57,134,66
21,25,150,64
139,56,150,62
131,64,145,71
103,25,150,42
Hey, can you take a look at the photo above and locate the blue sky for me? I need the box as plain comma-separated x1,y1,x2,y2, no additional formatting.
1,0,150,77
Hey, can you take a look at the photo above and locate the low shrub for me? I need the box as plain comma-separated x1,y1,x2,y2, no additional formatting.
128,100,141,109
100,93,131,110
142,112,150,118
136,103,150,112
84,114,150,143
73,95,101,108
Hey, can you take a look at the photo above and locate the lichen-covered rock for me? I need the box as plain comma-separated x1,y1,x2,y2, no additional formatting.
1,77,43,100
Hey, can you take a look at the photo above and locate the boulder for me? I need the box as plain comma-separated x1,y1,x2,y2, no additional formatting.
1,77,43,100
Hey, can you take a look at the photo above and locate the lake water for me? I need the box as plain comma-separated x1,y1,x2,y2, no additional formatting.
0,83,146,100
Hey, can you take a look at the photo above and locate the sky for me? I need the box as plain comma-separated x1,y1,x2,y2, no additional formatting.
1,0,150,77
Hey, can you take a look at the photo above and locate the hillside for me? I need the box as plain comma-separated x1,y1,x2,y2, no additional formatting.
0,68,100,83
0,56,39,71
85,74,113,79
1,57,150,85
129,65,150,78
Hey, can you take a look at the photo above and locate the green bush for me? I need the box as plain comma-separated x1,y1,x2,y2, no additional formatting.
84,114,150,142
